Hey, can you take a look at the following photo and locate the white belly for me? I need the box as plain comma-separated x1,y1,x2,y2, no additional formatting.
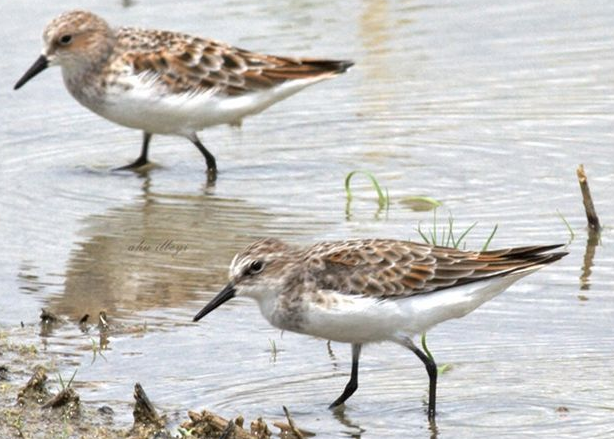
67,71,327,136
298,269,538,345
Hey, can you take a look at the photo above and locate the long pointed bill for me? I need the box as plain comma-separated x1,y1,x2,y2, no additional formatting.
14,55,49,90
193,283,236,322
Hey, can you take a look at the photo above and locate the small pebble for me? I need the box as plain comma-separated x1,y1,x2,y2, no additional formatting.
0,365,9,381
98,405,115,416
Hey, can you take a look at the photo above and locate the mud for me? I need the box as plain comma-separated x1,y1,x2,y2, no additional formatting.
0,324,303,439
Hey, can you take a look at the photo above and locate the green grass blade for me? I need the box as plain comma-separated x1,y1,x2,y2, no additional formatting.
344,170,388,209
440,227,447,247
421,333,434,362
556,209,575,241
446,216,454,247
417,222,430,244
384,188,390,212
455,222,477,248
481,224,498,251
432,209,437,245
66,368,78,388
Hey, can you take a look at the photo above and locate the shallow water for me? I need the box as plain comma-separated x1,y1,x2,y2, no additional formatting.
1,0,613,437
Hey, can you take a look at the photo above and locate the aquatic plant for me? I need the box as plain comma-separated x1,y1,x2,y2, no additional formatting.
344,170,389,216
418,208,498,374
556,209,575,242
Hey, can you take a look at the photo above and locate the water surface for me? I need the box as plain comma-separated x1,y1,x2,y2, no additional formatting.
1,0,613,437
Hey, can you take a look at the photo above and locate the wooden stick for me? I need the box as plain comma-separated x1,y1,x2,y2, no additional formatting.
133,382,164,427
17,366,49,404
576,164,601,232
282,406,305,439
182,410,260,439
42,387,79,409
219,420,237,439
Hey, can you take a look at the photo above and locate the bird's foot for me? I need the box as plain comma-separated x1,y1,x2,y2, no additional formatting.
113,157,149,171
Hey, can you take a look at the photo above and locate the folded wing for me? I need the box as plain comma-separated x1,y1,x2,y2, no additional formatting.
307,239,566,298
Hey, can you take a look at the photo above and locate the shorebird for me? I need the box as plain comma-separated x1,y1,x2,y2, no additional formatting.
193,238,567,420
14,10,353,177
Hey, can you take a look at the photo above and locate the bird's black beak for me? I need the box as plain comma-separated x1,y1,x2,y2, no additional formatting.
14,55,49,90
193,283,236,322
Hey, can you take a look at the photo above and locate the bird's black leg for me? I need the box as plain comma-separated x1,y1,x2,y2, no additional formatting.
115,132,152,170
189,133,217,177
329,343,362,409
403,337,438,420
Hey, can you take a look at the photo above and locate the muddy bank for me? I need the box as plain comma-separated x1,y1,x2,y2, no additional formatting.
0,322,307,439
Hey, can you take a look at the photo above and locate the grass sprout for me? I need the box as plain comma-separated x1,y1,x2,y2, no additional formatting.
482,224,499,251
90,338,107,365
268,338,278,362
421,333,452,374
177,427,195,437
345,170,390,216
556,209,575,242
57,368,78,391
418,208,498,373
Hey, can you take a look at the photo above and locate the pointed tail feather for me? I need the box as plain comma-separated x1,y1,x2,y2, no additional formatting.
479,244,568,279
300,59,354,74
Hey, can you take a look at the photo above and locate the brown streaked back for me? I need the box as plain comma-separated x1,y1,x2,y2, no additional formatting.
304,239,567,298
110,27,353,96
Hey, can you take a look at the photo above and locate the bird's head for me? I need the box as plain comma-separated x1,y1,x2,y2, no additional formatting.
193,238,299,322
15,10,114,90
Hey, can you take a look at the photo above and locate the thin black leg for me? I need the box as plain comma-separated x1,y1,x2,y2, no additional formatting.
329,343,362,409
115,132,152,170
405,338,438,421
189,134,217,175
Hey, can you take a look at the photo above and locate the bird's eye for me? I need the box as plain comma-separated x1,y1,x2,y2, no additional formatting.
59,34,73,45
247,260,264,275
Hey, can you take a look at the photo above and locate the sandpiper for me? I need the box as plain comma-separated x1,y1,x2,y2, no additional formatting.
14,10,353,177
193,238,567,420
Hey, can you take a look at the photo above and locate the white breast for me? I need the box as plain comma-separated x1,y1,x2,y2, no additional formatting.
70,72,328,136
297,269,539,345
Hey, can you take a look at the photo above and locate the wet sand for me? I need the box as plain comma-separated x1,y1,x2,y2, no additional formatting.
0,322,307,439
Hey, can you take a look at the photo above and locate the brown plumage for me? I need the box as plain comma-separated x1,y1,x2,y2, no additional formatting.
14,10,353,173
195,237,567,419
238,238,567,299
110,29,353,96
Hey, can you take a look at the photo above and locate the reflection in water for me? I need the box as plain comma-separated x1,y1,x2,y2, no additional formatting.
332,406,366,438
38,179,273,321
580,230,600,291
17,261,43,294
327,340,340,371
358,0,395,120
357,0,417,162
39,318,61,338
428,418,438,439
360,0,393,70
3,0,613,436
98,313,110,351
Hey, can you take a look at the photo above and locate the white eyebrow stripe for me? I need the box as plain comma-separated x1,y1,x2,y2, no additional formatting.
229,253,240,278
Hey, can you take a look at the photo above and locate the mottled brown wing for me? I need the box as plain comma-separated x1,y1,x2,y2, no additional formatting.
307,239,566,298
114,28,352,96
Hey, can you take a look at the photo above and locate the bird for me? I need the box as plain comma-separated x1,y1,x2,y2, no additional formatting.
14,10,353,177
193,237,567,420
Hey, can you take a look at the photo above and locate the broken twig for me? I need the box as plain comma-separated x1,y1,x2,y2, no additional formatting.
133,382,164,428
576,164,601,233
273,406,315,438
182,410,264,439
42,387,80,409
